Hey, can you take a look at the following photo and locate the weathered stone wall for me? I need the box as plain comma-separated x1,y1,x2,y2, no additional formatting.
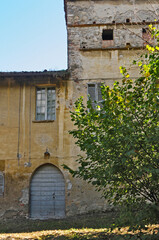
66,0,159,25
68,25,145,79
64,0,159,216
66,0,159,80
77,26,143,49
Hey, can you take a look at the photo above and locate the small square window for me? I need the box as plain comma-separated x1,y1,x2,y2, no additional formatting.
126,18,130,23
142,28,147,34
102,29,113,40
36,87,56,121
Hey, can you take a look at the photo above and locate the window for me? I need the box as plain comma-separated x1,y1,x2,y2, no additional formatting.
142,28,147,34
142,28,152,46
36,87,56,121
102,29,113,40
88,83,103,109
0,172,4,196
126,18,130,23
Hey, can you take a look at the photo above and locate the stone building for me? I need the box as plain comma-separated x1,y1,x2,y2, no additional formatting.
0,0,158,219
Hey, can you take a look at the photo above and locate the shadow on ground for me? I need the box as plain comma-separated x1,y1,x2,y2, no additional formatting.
0,212,116,233
0,213,158,239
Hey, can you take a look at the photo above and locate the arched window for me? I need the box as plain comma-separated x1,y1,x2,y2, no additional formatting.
0,172,4,196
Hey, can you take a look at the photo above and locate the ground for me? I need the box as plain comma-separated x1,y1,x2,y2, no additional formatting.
0,212,158,239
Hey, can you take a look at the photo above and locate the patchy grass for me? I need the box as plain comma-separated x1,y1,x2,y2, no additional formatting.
0,213,158,239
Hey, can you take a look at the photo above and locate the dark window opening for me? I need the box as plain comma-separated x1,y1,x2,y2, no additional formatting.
112,20,115,24
142,28,148,34
126,42,131,47
126,18,130,23
102,29,113,40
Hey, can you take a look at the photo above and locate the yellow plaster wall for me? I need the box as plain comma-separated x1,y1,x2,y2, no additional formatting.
0,75,109,219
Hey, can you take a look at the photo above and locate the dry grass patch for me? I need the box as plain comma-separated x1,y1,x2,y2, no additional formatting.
0,226,159,240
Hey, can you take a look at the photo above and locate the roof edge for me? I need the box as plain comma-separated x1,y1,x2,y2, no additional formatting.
0,69,70,78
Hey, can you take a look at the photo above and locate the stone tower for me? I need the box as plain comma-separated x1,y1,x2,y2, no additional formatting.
65,0,158,86
62,0,159,214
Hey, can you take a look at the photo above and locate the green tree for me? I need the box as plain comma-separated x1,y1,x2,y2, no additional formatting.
64,27,159,224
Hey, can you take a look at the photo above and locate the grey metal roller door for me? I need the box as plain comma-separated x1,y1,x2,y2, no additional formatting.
30,164,65,219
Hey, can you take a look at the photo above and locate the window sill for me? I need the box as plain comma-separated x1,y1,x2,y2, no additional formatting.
32,120,55,123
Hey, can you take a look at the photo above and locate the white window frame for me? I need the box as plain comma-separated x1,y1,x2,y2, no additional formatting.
36,87,56,121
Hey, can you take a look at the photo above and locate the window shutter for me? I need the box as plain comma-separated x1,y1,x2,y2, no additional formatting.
88,84,96,101
0,172,4,196
97,83,103,102
88,83,103,109
47,88,56,120
88,84,96,108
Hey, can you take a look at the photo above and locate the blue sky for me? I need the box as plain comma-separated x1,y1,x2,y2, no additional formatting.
0,0,67,72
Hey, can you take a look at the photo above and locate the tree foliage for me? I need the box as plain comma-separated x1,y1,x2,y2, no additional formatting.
64,27,159,213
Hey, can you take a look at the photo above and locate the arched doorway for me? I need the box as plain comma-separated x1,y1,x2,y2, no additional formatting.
30,164,65,219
